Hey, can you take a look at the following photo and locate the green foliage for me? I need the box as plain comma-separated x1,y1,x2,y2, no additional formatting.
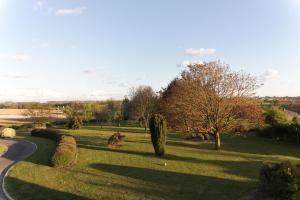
68,116,83,129
149,114,167,156
265,106,289,126
31,128,77,167
1,128,16,138
198,133,205,141
203,134,211,141
259,162,300,200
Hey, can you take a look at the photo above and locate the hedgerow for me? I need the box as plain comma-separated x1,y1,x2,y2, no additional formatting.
31,128,78,168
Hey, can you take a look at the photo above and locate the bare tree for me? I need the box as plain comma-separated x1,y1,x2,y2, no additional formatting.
130,86,157,134
160,61,262,149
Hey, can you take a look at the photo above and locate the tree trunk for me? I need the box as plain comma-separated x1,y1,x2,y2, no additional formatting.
214,132,221,150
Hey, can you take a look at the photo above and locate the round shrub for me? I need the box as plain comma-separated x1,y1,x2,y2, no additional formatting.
203,133,211,141
1,128,16,138
198,133,205,141
149,114,167,157
68,116,83,129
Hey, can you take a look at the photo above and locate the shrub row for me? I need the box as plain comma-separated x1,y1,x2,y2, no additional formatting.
259,162,300,200
31,129,78,168
257,124,300,143
186,132,212,141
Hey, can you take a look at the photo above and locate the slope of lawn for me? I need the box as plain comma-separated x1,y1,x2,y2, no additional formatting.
5,126,300,200
0,144,7,155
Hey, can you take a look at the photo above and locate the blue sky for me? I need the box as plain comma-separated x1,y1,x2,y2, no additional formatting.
0,0,300,101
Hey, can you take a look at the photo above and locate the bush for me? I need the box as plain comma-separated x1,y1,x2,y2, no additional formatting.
149,114,167,157
1,128,16,138
31,128,77,168
67,116,83,129
259,162,300,200
198,133,205,141
108,132,126,147
203,133,211,141
265,107,290,126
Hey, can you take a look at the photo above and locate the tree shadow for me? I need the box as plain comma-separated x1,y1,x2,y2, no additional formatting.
78,140,262,180
89,163,255,200
84,126,146,134
5,177,91,200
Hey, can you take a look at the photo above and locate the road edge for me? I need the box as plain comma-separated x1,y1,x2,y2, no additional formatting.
1,140,38,200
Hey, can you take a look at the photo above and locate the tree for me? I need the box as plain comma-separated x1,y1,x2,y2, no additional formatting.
291,117,300,145
129,86,157,134
64,103,84,129
265,106,289,126
122,97,133,121
23,104,52,124
149,114,167,156
83,103,94,124
160,61,261,150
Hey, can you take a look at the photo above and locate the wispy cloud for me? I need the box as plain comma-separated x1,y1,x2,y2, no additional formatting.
2,73,28,79
185,48,216,56
82,68,97,75
261,69,280,81
0,53,30,62
90,90,123,100
33,0,53,14
179,60,204,68
55,7,86,16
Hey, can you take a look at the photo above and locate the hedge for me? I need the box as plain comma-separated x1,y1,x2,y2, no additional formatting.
259,162,300,200
31,129,78,168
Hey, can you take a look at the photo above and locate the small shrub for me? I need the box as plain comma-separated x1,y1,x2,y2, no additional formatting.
203,133,211,141
149,114,167,157
259,162,300,200
108,132,125,147
68,116,83,129
198,133,205,141
1,128,16,138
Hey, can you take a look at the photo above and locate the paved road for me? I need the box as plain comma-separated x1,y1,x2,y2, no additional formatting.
0,139,36,200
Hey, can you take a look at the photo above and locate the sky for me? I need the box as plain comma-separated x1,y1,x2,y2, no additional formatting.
0,0,300,102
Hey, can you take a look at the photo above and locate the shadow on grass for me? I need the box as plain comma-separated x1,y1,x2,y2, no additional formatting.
5,177,90,200
89,163,254,200
84,126,147,134
78,142,262,180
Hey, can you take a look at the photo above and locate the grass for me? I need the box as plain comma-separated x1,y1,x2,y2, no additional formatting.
5,126,300,200
0,144,7,155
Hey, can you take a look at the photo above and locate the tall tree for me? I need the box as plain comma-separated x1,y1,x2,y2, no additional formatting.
130,86,157,134
160,61,261,149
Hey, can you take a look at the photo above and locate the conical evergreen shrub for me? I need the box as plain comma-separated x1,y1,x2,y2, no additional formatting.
149,114,167,156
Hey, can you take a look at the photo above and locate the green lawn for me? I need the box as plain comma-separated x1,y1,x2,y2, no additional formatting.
0,144,7,155
5,126,300,200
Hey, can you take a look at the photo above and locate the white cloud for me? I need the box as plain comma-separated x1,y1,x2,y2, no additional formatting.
179,60,204,68
261,69,280,81
90,90,123,100
82,68,97,74
0,53,30,62
118,82,130,88
2,73,28,79
33,0,53,14
55,7,86,16
34,0,45,11
185,48,216,56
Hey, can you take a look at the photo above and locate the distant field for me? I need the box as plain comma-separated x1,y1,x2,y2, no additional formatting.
0,109,65,125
